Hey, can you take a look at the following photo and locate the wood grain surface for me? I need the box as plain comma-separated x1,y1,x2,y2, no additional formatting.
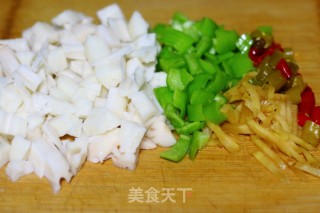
0,0,320,212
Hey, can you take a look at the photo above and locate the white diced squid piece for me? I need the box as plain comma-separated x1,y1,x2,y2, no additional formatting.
0,137,10,168
52,10,93,27
64,136,89,175
46,47,68,73
0,110,27,137
83,107,121,136
85,35,111,63
97,3,125,25
87,128,120,163
14,64,42,92
0,46,20,75
128,91,159,123
128,11,149,39
0,38,30,52
94,55,125,89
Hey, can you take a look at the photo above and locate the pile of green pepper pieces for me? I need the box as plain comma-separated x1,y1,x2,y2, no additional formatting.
153,12,320,163
152,13,254,162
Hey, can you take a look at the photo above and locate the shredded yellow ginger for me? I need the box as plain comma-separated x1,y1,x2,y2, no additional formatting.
207,72,320,180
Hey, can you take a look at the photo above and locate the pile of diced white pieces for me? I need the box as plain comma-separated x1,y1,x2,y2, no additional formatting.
0,4,176,193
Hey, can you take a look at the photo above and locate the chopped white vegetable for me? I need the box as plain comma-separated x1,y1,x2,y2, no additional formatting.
97,3,125,25
0,38,30,52
0,110,27,137
129,91,160,123
112,120,146,170
87,128,120,163
5,160,33,182
9,136,31,161
83,107,121,136
46,47,68,73
0,46,19,75
0,3,176,193
64,136,89,175
128,11,149,39
52,10,92,27
14,64,42,92
94,55,125,89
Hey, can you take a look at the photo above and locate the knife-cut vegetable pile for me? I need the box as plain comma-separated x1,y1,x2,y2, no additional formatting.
0,4,176,193
0,3,320,193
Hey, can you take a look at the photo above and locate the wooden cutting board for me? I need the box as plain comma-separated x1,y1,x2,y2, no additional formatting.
1,0,320,212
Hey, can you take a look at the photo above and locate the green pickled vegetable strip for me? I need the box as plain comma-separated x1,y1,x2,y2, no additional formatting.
160,135,191,162
236,34,253,54
154,24,195,54
257,26,272,36
189,131,211,160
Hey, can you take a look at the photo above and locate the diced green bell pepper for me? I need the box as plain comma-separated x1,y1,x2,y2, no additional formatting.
160,135,191,162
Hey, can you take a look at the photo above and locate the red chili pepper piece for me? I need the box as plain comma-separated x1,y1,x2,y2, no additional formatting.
298,86,315,116
249,42,283,67
298,112,312,126
275,58,292,79
312,106,320,125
